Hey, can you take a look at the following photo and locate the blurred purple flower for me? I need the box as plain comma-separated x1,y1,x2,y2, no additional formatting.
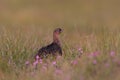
88,51,100,58
25,61,30,65
93,51,100,57
71,60,78,65
78,47,83,53
36,55,39,60
55,69,63,74
93,60,97,65
33,60,38,66
52,61,56,65
110,51,115,57
39,59,42,64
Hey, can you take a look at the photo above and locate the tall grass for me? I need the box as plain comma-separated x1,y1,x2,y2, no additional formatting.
0,0,120,80
0,26,120,80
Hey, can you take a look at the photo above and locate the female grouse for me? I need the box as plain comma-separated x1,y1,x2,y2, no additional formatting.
35,28,63,59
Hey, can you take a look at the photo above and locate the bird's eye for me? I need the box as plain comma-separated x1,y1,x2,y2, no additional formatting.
59,29,62,32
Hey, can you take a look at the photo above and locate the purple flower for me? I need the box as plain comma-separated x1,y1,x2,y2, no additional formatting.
36,55,39,60
55,69,62,74
52,61,56,65
110,51,115,57
88,51,100,58
78,47,83,53
71,60,78,65
33,60,38,66
25,61,30,65
93,60,97,65
78,47,82,51
39,59,42,64
93,51,99,56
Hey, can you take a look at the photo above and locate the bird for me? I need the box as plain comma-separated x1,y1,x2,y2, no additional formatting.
35,28,63,59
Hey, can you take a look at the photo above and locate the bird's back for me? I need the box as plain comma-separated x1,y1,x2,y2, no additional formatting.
36,42,62,58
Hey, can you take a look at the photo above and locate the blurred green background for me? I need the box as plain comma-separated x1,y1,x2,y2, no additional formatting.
0,0,120,28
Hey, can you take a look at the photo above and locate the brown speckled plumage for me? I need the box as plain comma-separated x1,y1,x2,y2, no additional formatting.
35,28,62,59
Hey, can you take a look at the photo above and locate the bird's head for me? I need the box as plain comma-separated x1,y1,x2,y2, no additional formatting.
54,28,62,35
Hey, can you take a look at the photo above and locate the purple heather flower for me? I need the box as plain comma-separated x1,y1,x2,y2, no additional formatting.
93,60,97,65
33,60,38,66
39,59,42,64
78,47,83,53
36,55,39,60
52,61,56,65
25,61,30,65
93,51,99,57
88,51,100,58
78,47,82,50
71,60,78,65
110,51,115,57
55,69,62,74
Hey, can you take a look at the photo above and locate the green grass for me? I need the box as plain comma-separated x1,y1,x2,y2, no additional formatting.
0,26,120,80
0,0,120,80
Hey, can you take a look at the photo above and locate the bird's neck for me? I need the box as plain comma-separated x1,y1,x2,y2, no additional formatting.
53,33,60,45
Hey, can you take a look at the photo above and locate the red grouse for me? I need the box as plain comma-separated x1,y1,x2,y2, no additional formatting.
35,28,63,59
